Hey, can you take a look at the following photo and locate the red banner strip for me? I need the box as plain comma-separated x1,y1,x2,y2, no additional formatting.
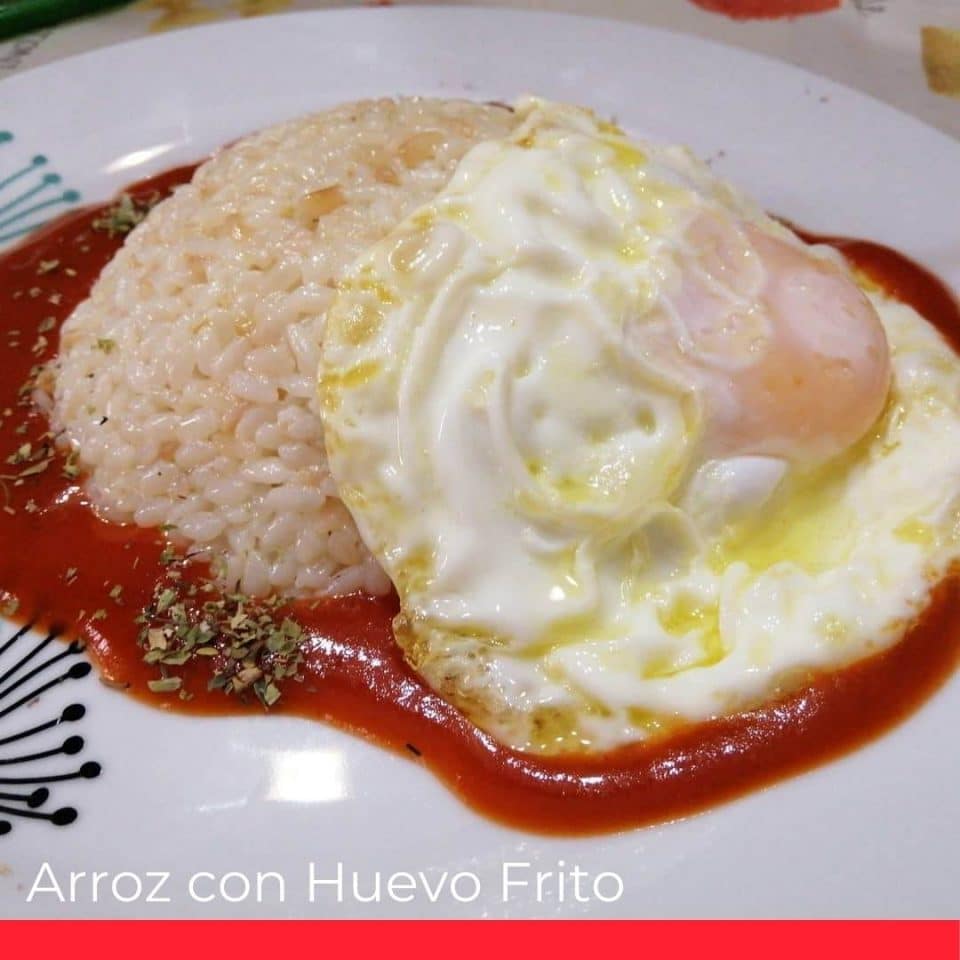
0,920,957,956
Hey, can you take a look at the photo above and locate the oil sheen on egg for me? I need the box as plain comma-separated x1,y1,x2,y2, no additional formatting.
320,98,960,754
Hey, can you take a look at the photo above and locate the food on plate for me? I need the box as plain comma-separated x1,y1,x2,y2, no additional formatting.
320,98,960,752
53,98,518,597
2,95,959,831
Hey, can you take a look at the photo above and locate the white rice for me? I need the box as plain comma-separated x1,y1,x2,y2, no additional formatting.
53,98,517,597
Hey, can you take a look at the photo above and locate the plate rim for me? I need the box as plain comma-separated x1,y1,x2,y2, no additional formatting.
1,4,959,156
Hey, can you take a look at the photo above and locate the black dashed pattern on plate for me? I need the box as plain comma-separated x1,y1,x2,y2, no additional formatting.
0,622,101,836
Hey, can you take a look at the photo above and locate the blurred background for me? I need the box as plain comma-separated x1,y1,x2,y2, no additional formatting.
1,0,958,139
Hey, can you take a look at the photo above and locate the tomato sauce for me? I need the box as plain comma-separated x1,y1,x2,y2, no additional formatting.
1,164,959,835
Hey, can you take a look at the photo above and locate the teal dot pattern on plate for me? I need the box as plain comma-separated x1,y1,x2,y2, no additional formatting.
0,132,82,246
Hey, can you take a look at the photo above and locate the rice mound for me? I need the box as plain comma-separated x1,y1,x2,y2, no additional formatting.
53,98,518,597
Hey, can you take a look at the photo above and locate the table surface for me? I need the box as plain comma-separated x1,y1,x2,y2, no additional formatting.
1,0,959,142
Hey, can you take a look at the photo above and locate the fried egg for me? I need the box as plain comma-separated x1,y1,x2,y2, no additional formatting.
320,98,960,753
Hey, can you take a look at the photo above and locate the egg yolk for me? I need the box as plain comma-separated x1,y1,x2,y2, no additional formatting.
643,213,892,466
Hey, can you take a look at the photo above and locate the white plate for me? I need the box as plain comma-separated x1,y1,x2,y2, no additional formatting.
1,7,959,919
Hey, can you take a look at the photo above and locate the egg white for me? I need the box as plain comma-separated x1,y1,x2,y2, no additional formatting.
320,99,960,753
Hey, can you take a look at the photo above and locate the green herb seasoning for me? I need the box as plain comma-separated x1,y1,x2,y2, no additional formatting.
92,192,160,237
136,556,305,709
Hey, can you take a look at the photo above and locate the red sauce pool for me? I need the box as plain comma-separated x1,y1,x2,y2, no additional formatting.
1,165,959,835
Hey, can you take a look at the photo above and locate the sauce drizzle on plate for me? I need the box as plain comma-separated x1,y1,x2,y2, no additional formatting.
1,164,959,835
